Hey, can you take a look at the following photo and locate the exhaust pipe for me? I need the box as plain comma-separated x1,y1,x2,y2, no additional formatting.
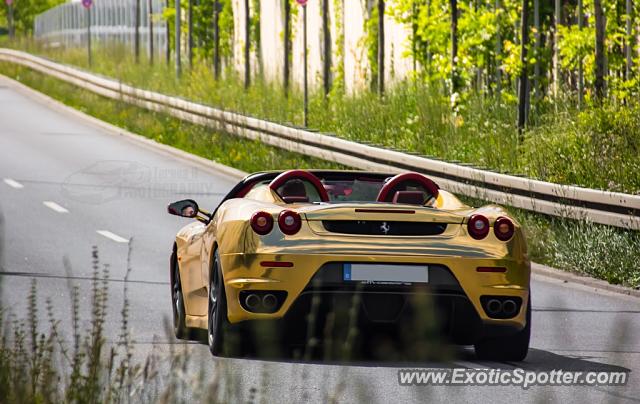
244,293,261,311
262,294,278,310
502,299,518,316
486,299,503,316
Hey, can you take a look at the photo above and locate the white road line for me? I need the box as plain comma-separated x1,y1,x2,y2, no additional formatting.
42,201,69,213
3,178,24,189
96,230,130,243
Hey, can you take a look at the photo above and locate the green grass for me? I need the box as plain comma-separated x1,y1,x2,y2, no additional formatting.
515,211,640,287
4,41,640,194
1,49,639,288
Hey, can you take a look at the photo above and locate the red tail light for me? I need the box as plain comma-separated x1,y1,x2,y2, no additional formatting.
468,214,490,240
278,210,302,235
251,211,273,235
494,216,515,241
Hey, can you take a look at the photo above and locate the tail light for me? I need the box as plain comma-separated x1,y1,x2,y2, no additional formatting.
278,210,302,235
494,216,515,241
468,214,490,239
251,211,273,235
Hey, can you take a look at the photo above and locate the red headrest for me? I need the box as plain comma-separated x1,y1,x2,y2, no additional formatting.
392,191,425,205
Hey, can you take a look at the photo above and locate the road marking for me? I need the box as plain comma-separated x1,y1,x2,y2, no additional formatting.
3,178,24,189
96,230,129,243
43,201,69,213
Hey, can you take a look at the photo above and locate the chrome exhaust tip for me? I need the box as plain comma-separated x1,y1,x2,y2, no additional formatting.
262,293,277,310
486,299,503,316
244,293,261,310
502,299,518,316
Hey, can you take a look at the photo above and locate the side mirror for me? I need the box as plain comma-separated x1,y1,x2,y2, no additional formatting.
167,199,199,218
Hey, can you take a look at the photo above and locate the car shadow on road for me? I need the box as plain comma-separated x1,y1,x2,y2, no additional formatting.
456,347,631,372
241,346,630,374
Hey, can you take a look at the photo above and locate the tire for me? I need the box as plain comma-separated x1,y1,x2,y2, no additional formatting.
474,296,531,362
208,251,230,355
172,254,189,340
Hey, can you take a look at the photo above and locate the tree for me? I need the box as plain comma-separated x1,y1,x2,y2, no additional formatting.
594,0,606,99
322,0,332,96
0,0,65,35
518,0,530,133
283,0,291,94
553,0,561,97
244,0,250,88
450,0,460,96
378,0,385,95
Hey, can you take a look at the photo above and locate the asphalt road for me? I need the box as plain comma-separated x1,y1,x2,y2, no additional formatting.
1,78,639,403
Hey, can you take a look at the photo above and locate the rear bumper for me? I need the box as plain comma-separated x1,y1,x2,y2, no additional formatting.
220,252,530,341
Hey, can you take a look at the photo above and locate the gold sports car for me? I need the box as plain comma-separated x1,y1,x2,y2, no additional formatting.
167,170,531,361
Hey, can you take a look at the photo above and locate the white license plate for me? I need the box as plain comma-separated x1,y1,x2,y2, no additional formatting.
343,263,429,284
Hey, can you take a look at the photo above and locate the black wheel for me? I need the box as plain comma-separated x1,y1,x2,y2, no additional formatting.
208,251,228,355
474,296,531,361
172,254,189,340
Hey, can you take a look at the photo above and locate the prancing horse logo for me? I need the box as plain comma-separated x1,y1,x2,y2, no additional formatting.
380,222,390,234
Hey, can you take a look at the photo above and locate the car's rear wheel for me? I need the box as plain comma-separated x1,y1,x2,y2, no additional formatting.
208,251,230,355
474,296,531,361
172,255,189,340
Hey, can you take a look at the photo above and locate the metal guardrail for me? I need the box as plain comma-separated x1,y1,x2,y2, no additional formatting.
1,48,639,230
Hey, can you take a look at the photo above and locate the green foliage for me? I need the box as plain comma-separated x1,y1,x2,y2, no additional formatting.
163,0,234,62
364,1,379,90
330,0,345,96
0,0,64,35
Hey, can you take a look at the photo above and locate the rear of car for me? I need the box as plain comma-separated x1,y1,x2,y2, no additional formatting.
219,201,530,350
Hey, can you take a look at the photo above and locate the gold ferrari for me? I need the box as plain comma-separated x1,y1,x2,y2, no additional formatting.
167,170,531,361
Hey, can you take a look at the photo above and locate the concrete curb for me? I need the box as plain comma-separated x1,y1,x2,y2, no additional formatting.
0,74,248,182
3,73,639,300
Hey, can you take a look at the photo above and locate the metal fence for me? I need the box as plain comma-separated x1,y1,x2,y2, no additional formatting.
34,0,167,57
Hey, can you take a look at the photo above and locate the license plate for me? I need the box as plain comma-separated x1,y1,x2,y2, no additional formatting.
343,263,429,284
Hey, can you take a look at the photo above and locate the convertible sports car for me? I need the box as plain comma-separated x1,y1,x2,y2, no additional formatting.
167,170,531,361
